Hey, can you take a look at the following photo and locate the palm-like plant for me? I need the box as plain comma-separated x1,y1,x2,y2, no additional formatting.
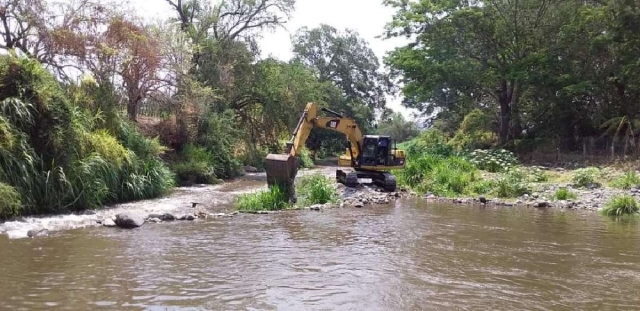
600,115,640,157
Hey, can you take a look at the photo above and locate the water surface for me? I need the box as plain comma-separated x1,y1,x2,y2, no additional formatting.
1,198,639,310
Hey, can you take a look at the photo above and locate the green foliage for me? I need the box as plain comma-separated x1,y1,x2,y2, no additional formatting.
194,111,243,179
601,195,639,217
383,0,640,150
376,112,419,142
469,179,495,195
450,109,495,150
572,167,602,188
495,168,531,198
403,128,455,157
172,144,220,186
554,188,577,201
467,149,519,173
528,167,550,183
0,55,174,219
0,182,21,219
298,147,314,168
296,174,338,206
234,185,290,211
611,171,640,190
397,153,478,197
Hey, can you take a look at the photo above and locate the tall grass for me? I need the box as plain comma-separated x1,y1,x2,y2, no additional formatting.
172,144,220,185
494,168,531,198
234,185,290,211
601,195,639,216
233,174,338,211
554,188,577,201
611,171,640,190
296,174,338,205
0,54,174,219
397,154,478,197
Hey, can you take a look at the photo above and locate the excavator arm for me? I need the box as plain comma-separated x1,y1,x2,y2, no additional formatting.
264,102,363,200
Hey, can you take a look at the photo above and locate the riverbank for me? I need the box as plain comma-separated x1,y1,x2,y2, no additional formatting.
3,161,638,239
407,165,640,212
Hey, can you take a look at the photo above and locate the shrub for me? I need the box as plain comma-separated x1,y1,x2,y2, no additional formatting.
601,195,639,216
172,144,220,185
0,55,175,219
298,147,314,168
469,180,495,195
554,188,577,201
296,174,338,205
0,182,21,219
611,171,640,190
234,185,290,211
494,168,531,198
450,109,496,150
397,154,478,197
572,167,601,188
404,128,455,157
528,167,549,182
467,149,519,172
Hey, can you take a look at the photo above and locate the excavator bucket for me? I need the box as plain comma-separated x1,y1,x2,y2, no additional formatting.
265,153,299,201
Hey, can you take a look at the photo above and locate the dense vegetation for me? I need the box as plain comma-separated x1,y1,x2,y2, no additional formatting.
234,174,338,211
0,56,174,219
384,0,640,155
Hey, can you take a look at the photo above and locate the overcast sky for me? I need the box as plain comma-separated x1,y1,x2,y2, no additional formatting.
132,0,418,119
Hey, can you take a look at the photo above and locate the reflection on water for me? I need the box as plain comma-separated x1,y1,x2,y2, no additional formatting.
1,198,640,310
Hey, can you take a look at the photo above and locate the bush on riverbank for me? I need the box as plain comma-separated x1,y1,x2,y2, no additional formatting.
611,171,640,190
0,55,174,220
495,168,531,198
234,185,290,211
296,174,338,205
233,174,338,211
554,188,577,201
397,154,479,197
601,195,639,216
572,167,602,188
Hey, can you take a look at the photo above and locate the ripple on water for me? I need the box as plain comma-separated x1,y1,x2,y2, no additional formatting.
1,202,640,310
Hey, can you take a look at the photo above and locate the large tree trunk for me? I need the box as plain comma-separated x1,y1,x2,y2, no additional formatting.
127,96,140,122
510,84,522,139
497,80,515,145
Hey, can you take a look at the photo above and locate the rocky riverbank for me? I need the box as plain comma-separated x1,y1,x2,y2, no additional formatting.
412,183,638,212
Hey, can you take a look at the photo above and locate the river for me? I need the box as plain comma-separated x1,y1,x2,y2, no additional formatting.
1,172,640,310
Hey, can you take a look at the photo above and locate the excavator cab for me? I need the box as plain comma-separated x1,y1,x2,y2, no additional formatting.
360,135,396,166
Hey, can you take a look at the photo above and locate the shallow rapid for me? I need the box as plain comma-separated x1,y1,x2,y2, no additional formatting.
1,195,639,310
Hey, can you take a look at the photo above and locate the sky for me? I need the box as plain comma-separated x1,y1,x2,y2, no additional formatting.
132,0,419,120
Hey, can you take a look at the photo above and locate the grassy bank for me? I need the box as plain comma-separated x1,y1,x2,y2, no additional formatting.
0,55,175,220
395,129,640,216
234,174,338,212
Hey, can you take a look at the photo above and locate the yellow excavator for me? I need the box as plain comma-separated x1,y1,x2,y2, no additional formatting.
265,102,406,201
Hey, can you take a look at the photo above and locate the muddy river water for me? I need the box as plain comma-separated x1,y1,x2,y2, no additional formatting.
1,172,640,310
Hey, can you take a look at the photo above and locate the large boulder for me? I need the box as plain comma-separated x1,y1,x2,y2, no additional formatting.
115,212,146,229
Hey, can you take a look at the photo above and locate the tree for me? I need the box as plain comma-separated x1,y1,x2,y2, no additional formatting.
383,0,561,144
376,112,418,143
293,24,391,117
0,0,114,79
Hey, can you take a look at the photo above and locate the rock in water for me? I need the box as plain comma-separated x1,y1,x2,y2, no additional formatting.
354,201,364,208
162,213,176,221
185,214,196,221
27,228,49,238
479,196,487,204
115,212,146,228
102,219,116,227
